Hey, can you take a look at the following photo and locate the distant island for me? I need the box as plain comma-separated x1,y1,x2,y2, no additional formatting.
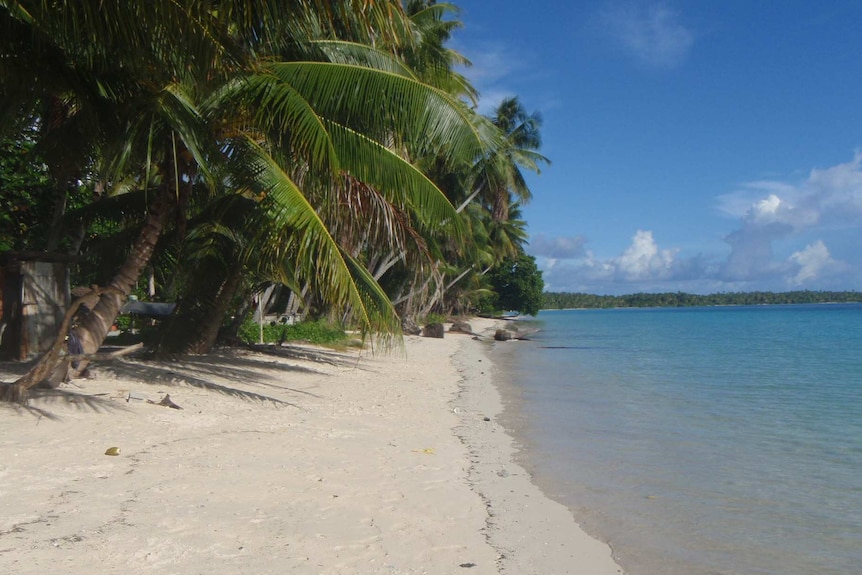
542,290,862,310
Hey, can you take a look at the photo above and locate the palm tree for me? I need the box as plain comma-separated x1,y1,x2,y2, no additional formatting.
401,1,478,102
485,199,530,261
458,96,550,221
2,1,498,391
154,3,500,354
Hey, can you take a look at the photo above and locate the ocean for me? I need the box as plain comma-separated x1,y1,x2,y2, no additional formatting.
491,304,862,575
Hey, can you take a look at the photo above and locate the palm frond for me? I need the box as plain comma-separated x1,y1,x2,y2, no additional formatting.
241,136,399,336
219,72,338,175
305,40,420,79
325,121,461,232
264,61,499,163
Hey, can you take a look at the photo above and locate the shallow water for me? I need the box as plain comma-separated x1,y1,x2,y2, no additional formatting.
495,304,862,575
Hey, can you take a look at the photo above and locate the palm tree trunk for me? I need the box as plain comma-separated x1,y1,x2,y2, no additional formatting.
372,250,405,280
73,185,176,354
492,188,509,222
455,182,485,214
189,261,245,353
5,184,176,399
158,257,245,356
3,286,119,401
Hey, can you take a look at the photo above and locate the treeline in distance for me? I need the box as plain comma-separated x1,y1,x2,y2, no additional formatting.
542,291,862,310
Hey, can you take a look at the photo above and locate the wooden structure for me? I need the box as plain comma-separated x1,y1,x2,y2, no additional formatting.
0,252,72,360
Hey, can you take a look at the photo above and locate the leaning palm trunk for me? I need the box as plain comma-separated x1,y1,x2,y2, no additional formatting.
73,187,175,355
2,286,120,402
4,184,177,401
188,262,246,353
157,258,245,356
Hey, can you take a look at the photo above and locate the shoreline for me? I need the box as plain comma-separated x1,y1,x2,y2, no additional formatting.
0,320,623,574
453,319,623,574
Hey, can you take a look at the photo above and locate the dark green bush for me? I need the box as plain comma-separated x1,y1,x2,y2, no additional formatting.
238,318,349,346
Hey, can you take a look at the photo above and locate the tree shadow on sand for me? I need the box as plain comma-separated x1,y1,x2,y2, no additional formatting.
2,344,371,412
247,343,372,370
96,346,368,408
0,385,123,420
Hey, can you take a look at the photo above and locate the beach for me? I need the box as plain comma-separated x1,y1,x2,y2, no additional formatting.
0,318,622,575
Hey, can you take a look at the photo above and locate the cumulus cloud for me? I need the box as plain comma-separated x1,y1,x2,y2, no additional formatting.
719,153,862,229
718,153,862,283
721,223,789,282
788,240,846,286
613,230,676,280
599,2,694,69
715,182,796,219
531,155,862,294
532,230,707,293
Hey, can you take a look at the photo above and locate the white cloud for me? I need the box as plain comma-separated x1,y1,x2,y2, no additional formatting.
532,230,703,293
531,154,862,294
719,153,862,283
716,182,796,218
613,230,676,280
453,41,523,113
721,224,788,282
751,194,781,219
788,240,845,286
805,153,862,225
460,42,516,85
721,153,862,230
599,2,694,69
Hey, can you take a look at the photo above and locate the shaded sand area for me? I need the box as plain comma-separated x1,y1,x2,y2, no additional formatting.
0,318,623,574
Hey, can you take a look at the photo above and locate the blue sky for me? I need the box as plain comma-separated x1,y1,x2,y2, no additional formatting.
449,0,862,295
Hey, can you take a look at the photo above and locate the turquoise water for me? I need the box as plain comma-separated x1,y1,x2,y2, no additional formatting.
496,304,862,575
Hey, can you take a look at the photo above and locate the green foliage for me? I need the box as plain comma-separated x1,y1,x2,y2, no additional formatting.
487,254,544,316
421,312,448,325
237,318,349,347
0,131,53,251
542,290,862,309
0,1,551,353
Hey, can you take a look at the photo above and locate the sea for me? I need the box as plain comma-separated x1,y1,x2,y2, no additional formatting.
491,304,862,575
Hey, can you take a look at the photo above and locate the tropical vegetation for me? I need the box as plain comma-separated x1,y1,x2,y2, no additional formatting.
482,254,544,316
0,1,550,399
237,318,354,349
542,291,862,310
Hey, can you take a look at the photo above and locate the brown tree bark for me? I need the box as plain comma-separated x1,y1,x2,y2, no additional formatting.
73,187,176,354
186,259,245,354
156,257,245,356
2,285,120,402
3,185,177,401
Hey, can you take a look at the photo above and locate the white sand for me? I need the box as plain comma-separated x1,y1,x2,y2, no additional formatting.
0,318,623,574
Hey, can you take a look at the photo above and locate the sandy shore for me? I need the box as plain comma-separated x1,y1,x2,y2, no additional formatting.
0,318,623,574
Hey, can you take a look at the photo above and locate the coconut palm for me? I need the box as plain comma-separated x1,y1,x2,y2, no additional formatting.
401,1,478,102
2,1,499,391
153,4,500,354
458,96,549,222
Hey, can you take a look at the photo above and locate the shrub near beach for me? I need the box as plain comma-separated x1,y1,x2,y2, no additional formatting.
238,318,351,347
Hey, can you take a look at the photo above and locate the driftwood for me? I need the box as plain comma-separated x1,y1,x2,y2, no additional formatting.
63,343,144,364
148,394,183,410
